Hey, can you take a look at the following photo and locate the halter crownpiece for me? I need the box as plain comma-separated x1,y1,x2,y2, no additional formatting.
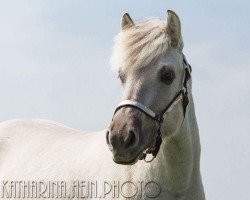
113,53,192,162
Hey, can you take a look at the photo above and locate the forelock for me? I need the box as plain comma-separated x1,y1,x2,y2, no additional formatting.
110,18,183,73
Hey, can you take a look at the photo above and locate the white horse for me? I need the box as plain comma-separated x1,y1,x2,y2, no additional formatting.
0,10,205,200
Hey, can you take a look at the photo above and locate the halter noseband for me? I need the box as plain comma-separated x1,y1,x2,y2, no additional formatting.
113,53,192,162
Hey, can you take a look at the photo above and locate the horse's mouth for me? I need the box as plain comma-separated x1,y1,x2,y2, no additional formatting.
112,148,146,165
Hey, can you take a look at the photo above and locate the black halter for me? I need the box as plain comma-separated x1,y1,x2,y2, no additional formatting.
113,53,192,162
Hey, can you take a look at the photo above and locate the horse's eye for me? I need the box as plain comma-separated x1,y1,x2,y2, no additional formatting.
159,68,175,85
118,73,126,84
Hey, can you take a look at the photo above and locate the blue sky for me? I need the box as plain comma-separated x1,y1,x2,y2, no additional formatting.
0,1,250,199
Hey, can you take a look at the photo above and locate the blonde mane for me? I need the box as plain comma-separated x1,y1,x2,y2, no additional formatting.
111,18,183,73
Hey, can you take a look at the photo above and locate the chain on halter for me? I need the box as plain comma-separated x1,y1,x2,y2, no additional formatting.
113,53,192,163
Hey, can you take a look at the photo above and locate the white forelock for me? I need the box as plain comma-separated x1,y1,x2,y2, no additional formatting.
110,18,183,73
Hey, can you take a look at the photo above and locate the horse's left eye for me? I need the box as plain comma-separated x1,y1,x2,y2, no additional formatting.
159,68,176,85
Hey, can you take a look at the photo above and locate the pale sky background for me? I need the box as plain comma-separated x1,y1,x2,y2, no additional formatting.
0,1,250,199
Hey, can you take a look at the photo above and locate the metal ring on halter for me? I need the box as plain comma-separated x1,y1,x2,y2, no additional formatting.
143,154,155,163
141,120,162,162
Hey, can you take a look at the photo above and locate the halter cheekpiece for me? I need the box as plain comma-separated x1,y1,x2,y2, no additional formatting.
113,53,192,162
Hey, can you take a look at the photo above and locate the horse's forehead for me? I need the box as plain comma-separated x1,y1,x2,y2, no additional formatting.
121,48,182,75
159,48,183,64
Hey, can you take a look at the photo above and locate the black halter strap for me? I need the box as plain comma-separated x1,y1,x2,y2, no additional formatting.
113,53,192,162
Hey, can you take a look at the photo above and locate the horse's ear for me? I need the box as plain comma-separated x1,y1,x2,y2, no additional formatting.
121,13,135,31
166,10,182,47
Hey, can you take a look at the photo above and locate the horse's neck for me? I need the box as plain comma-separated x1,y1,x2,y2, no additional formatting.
156,93,201,194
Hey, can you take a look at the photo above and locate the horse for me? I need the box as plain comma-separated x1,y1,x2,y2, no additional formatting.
0,10,205,200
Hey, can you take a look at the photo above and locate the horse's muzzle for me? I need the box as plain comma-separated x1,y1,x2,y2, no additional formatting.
106,108,145,164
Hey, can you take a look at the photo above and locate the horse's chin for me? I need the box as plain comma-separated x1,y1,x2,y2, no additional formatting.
113,156,139,165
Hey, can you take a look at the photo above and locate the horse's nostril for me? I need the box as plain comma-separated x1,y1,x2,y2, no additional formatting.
106,130,111,145
125,130,137,149
107,130,118,149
